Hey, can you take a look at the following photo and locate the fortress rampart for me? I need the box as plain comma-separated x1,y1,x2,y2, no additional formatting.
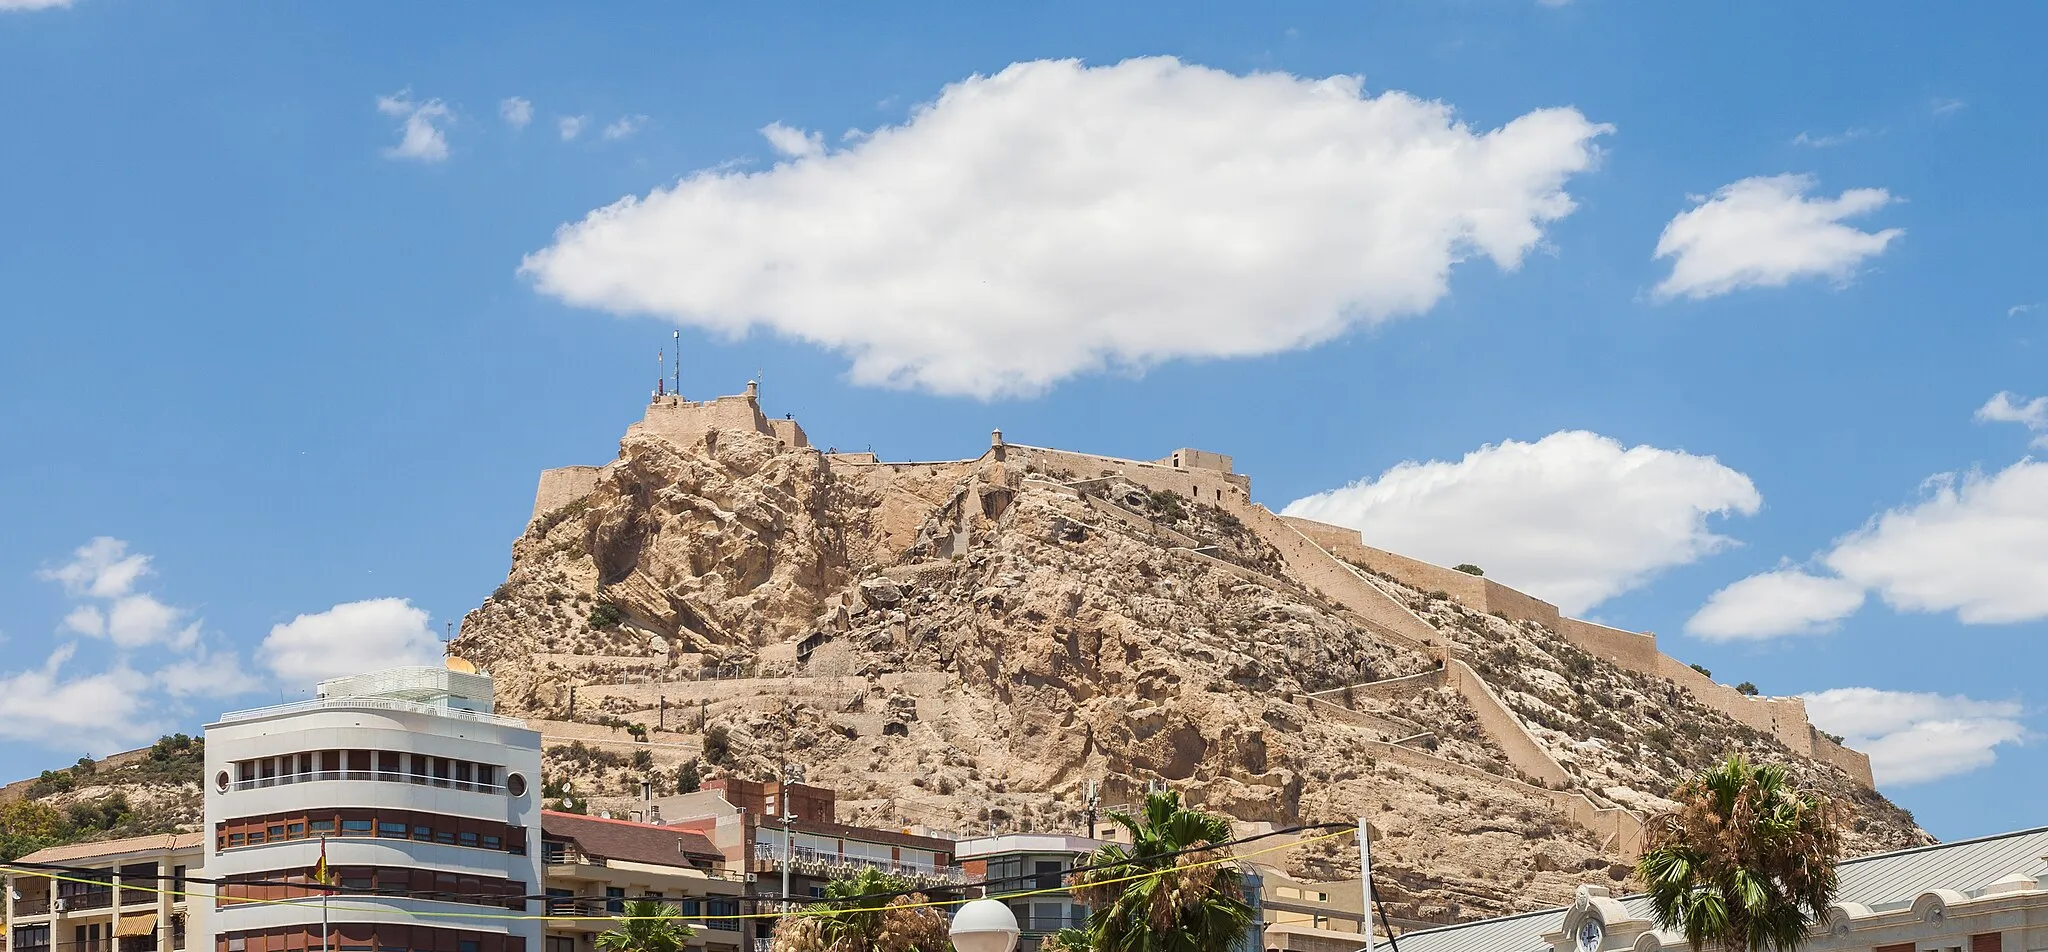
525,390,1874,789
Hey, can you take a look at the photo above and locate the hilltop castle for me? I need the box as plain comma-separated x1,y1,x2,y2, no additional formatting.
528,385,1873,790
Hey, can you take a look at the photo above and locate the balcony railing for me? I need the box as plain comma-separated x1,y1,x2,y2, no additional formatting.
1016,914,1089,934
65,892,115,911
216,696,528,727
14,898,51,916
750,844,965,885
545,897,741,927
228,770,505,796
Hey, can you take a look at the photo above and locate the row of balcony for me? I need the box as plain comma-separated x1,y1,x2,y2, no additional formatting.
541,846,747,882
748,844,965,885
227,770,506,796
7,893,188,917
543,897,741,930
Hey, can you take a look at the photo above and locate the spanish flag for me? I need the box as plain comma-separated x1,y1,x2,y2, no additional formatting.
314,836,334,887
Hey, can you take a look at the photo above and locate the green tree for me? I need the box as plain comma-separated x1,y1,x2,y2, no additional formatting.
769,868,949,952
1636,755,1843,952
595,900,695,952
1068,790,1254,952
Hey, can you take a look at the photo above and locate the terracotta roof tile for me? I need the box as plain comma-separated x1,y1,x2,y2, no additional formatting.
542,811,724,866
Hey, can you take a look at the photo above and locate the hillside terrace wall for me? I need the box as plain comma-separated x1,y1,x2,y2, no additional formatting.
1275,518,1868,783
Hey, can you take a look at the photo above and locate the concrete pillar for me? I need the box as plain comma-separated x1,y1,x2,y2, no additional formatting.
48,874,64,952
4,871,15,952
156,859,171,952
111,871,121,952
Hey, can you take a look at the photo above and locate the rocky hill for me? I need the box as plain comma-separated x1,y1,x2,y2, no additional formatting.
451,388,1927,926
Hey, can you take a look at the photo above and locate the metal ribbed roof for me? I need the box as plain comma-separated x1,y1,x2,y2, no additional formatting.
1378,827,2048,952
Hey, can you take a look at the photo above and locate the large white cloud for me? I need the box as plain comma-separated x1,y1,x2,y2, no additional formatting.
1804,687,2026,786
0,646,159,750
258,597,445,684
1685,568,1866,641
1825,460,2048,623
1652,174,1903,300
1283,431,1761,615
522,56,1612,398
1691,459,2048,638
0,0,73,10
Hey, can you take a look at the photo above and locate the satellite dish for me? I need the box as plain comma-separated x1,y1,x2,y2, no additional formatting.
445,657,480,675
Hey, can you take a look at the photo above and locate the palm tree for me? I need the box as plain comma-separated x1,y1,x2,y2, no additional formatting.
769,868,950,952
596,899,695,952
1635,755,1844,952
1068,790,1254,952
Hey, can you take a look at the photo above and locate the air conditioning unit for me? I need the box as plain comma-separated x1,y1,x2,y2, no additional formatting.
52,899,68,912
744,874,757,884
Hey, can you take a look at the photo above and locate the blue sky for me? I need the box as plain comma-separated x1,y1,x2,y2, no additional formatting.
2,2,2043,841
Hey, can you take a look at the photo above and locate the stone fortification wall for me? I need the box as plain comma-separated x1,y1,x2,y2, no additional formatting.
531,465,603,521
1354,736,1644,859
1443,659,1573,789
1811,733,1876,784
766,417,809,448
1274,518,1866,782
1008,445,1252,504
628,392,773,447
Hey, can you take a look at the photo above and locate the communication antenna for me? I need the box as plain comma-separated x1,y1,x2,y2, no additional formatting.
674,329,682,397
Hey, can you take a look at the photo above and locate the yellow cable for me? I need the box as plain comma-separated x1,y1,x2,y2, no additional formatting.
0,826,1354,925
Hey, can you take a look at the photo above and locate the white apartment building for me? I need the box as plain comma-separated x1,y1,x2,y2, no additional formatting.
201,666,543,952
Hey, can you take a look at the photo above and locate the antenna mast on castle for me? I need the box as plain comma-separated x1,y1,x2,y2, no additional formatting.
673,329,681,397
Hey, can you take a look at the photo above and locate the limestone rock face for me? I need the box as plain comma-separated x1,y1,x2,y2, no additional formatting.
452,405,1929,927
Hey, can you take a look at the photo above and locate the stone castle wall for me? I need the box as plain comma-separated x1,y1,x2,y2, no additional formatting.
531,465,603,521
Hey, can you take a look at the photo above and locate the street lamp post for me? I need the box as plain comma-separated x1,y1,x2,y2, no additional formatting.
950,899,1021,952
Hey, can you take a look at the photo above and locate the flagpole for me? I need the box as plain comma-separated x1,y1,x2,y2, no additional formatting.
673,329,680,396
319,834,332,952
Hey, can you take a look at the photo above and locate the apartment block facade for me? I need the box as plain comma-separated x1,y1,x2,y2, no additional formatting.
538,811,744,952
201,667,544,952
3,833,202,952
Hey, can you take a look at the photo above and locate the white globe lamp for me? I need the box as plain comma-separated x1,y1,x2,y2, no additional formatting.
950,899,1021,952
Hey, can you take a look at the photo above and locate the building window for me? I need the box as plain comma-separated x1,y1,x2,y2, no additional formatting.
379,821,408,838
311,819,337,835
707,899,740,930
605,887,625,914
342,820,373,835
546,938,576,952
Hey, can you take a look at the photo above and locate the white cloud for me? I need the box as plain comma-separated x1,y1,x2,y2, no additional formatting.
1687,459,2048,638
522,56,1612,398
500,97,534,130
155,646,260,699
6,537,264,752
1976,391,2048,447
0,647,158,750
558,115,587,141
2009,303,2037,317
1824,460,2048,624
1804,687,2025,786
1685,568,1866,640
377,91,453,163
602,115,646,141
257,597,444,684
1283,430,1761,615
1932,97,1967,116
1652,173,1903,300
40,536,152,598
760,121,824,159
1791,127,1870,148
0,0,74,10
